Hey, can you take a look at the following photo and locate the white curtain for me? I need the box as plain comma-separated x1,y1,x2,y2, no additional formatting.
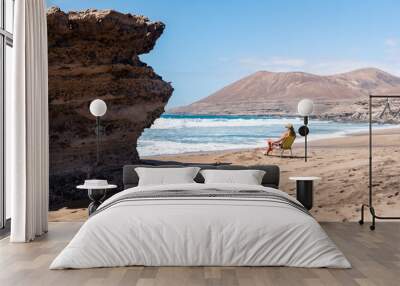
9,0,49,242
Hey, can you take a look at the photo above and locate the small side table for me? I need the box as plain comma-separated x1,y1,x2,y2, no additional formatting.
289,177,320,210
77,184,117,215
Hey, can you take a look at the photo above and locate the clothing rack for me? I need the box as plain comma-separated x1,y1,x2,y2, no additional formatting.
359,94,400,230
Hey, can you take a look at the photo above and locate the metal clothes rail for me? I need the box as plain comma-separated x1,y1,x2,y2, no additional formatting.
359,94,400,230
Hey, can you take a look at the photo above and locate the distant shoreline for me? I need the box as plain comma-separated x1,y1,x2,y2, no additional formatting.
164,112,398,124
165,112,335,121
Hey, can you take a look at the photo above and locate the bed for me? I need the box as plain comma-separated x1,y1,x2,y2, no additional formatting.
50,164,350,269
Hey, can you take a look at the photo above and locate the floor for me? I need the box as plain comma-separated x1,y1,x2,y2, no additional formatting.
0,222,399,286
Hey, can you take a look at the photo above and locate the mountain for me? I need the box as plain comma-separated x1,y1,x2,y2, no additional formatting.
170,68,400,119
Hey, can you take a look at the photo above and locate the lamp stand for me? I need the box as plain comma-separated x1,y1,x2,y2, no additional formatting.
304,116,308,162
96,116,100,166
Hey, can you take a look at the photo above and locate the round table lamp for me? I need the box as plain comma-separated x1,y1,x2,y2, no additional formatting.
90,99,107,117
298,99,314,118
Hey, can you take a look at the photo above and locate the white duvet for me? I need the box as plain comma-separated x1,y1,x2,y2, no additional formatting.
50,183,351,269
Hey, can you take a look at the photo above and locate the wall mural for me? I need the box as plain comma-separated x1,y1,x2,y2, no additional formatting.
47,6,400,223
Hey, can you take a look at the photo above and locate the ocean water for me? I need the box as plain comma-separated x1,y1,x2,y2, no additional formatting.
137,114,392,157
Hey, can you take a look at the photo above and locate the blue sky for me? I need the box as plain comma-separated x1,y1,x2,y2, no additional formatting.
47,0,400,107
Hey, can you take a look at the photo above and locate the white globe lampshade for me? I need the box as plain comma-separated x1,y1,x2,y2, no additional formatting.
298,99,314,116
89,99,107,117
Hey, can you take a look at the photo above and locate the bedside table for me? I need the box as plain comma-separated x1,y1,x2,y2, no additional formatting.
77,183,117,215
289,177,320,210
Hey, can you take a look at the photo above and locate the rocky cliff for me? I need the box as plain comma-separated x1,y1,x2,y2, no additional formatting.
47,7,173,207
170,68,400,122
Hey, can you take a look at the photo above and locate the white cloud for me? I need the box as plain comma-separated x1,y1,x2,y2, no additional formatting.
268,57,307,68
384,38,400,66
236,56,400,77
385,38,398,48
217,57,230,63
239,57,307,70
307,60,379,75
233,38,400,77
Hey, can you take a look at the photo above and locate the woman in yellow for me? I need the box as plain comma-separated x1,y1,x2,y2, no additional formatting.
266,123,296,155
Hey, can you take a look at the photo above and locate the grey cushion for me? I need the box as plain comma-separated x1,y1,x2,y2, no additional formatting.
216,165,279,188
123,164,280,189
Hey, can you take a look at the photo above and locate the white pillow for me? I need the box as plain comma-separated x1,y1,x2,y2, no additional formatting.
135,167,200,186
200,169,266,185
